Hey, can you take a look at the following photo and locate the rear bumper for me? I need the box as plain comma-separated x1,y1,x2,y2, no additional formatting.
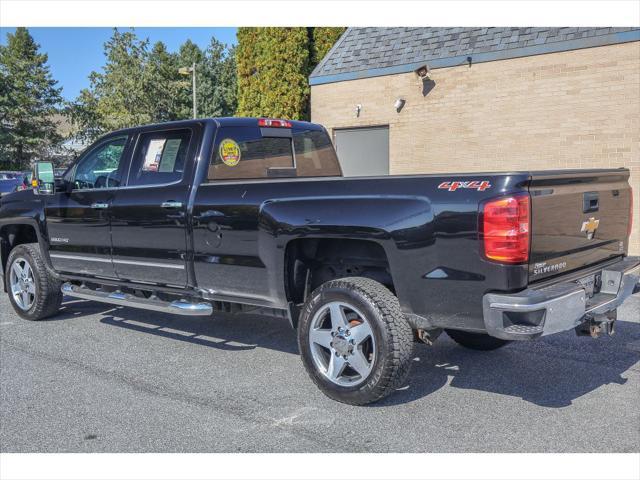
483,256,640,340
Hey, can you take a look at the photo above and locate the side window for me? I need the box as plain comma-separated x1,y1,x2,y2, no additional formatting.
208,127,293,181
72,136,128,190
127,129,192,187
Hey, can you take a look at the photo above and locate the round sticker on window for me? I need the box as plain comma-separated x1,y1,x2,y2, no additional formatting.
219,139,241,167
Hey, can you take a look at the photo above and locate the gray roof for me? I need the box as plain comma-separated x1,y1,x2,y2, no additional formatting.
310,27,640,85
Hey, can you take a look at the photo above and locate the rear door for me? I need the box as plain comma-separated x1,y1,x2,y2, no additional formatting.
109,126,199,287
192,122,341,302
45,135,131,277
528,169,632,282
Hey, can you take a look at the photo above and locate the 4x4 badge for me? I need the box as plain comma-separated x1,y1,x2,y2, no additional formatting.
581,217,600,240
438,180,491,192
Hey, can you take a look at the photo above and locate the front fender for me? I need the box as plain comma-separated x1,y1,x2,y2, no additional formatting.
0,192,51,291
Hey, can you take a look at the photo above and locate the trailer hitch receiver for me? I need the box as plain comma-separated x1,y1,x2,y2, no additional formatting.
576,310,616,338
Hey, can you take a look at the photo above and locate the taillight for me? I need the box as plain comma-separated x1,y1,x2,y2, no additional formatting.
258,118,292,128
481,194,530,264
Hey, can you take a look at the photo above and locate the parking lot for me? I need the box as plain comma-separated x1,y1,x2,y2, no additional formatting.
1,292,639,453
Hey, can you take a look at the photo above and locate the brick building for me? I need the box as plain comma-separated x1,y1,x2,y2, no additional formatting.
309,27,640,254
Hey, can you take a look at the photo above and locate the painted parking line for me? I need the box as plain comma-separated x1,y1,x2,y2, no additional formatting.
0,322,14,326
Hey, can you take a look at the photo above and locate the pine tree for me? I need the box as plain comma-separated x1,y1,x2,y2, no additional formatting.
146,41,181,122
0,27,63,169
72,30,232,140
70,29,236,141
176,40,205,119
70,29,152,140
198,38,237,118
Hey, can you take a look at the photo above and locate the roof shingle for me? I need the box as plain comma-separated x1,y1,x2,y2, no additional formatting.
310,27,639,84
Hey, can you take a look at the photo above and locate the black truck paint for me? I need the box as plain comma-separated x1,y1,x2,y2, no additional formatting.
1,117,638,404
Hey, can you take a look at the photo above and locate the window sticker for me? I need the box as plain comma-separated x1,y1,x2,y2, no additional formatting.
159,138,182,172
142,139,167,172
219,138,241,167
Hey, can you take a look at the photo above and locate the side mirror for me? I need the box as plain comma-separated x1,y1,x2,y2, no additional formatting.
33,162,55,195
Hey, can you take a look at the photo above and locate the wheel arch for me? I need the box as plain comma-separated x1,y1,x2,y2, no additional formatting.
283,237,395,307
0,221,46,292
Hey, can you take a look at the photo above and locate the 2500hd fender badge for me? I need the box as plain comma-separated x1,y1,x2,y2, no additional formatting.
438,180,491,192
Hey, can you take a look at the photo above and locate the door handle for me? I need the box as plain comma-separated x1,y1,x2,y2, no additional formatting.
161,201,183,209
91,203,109,210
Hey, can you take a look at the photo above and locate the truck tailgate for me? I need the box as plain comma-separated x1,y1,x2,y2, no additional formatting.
528,169,632,282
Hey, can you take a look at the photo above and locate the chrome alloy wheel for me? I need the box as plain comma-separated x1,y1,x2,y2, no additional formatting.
308,301,376,387
9,257,36,311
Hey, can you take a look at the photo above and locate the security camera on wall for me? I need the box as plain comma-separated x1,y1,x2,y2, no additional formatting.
415,64,430,80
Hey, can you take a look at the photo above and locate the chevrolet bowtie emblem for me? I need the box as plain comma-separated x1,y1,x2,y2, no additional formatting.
581,217,600,240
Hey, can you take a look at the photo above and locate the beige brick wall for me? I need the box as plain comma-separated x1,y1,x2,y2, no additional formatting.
311,42,640,255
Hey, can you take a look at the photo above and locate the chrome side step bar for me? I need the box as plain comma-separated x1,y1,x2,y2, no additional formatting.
61,283,213,316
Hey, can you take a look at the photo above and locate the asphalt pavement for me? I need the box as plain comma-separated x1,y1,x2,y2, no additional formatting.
1,292,639,453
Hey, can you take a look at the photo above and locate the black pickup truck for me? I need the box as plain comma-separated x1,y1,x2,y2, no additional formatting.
1,117,638,405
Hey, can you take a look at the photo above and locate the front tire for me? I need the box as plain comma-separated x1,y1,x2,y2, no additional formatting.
298,277,413,405
6,243,62,321
445,329,511,351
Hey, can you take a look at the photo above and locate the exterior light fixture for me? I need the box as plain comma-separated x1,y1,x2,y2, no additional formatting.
355,104,362,117
178,62,197,119
415,64,430,80
394,98,406,112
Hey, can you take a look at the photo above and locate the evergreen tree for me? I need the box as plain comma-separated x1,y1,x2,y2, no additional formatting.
146,41,181,122
70,30,237,140
70,29,152,141
311,27,346,66
0,27,63,169
236,28,261,118
257,27,310,119
198,39,237,118
236,27,346,120
70,29,236,141
176,40,205,119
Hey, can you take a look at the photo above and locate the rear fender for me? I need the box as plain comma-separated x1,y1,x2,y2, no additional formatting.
258,195,433,309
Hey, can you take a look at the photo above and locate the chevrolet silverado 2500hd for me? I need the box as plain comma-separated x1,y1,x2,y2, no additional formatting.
1,117,638,405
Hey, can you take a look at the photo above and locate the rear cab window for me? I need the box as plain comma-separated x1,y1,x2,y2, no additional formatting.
207,122,341,182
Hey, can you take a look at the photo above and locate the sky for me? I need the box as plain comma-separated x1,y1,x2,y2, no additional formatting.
0,27,238,101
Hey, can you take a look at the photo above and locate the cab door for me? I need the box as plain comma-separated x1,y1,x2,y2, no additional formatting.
45,135,131,277
109,126,199,287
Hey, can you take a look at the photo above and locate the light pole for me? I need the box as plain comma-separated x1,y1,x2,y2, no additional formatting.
178,62,197,119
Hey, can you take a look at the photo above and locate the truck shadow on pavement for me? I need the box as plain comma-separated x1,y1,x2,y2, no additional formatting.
378,320,640,408
60,298,640,409
40,298,124,320
94,304,299,355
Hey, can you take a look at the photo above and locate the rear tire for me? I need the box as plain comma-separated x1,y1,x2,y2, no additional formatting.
445,329,511,351
6,243,62,321
298,277,413,405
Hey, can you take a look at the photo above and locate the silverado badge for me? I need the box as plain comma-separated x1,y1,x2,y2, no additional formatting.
581,217,600,240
